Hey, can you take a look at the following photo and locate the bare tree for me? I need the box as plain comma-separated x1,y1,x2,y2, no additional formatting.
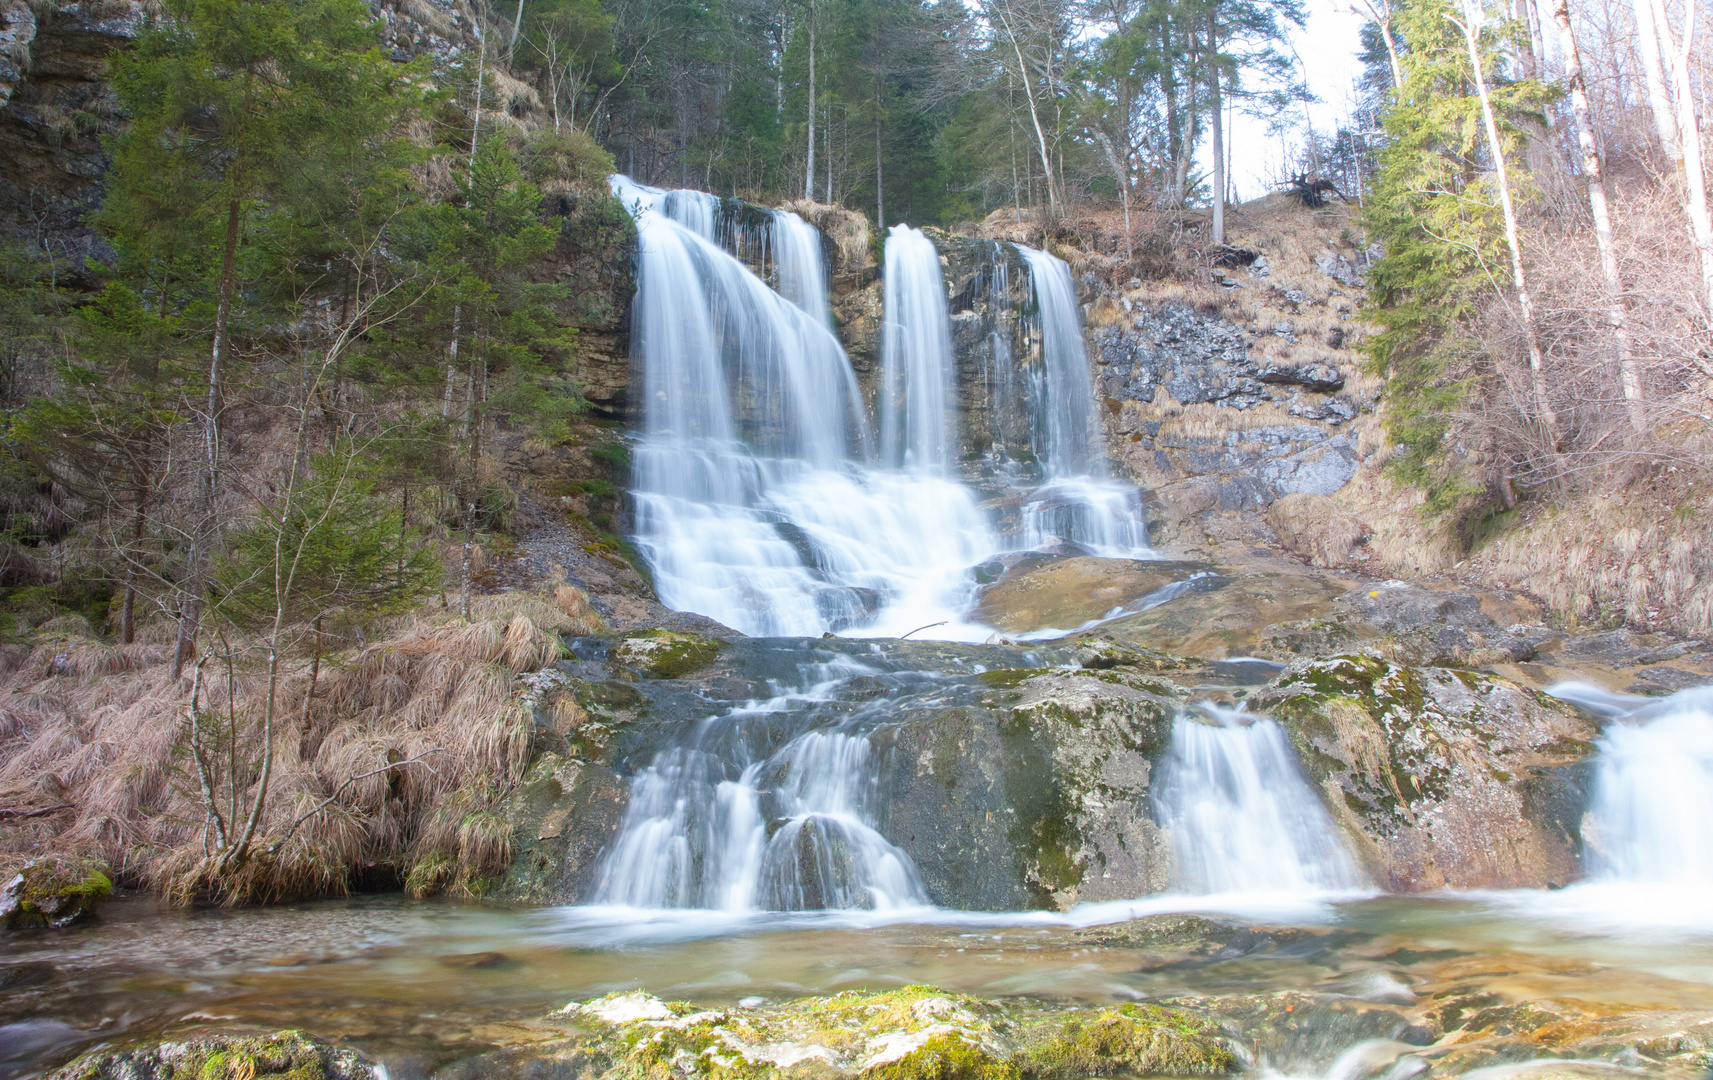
1450,0,1561,442
1555,0,1644,429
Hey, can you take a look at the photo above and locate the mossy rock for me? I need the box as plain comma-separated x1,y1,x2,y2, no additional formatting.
543,985,1232,1080
1249,655,1600,891
867,1033,1019,1080
1022,1005,1234,1078
46,1029,372,1080
977,667,1053,689
1,857,112,930
613,630,727,679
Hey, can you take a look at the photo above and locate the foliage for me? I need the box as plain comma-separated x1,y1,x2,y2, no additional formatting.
1359,0,1551,515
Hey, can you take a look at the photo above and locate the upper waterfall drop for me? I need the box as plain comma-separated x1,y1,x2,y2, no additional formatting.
1153,705,1367,896
880,225,960,471
613,177,996,639
1010,245,1152,557
773,209,833,328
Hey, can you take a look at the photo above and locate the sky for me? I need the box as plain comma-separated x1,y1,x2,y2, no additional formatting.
1218,0,1372,200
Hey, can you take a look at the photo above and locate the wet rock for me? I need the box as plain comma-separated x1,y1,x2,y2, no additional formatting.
1184,991,1425,1077
612,629,728,679
873,671,1180,910
480,987,1231,1080
437,950,510,969
1,856,111,930
495,753,629,903
45,1029,373,1080
1251,655,1600,890
972,557,1216,634
1086,571,1350,661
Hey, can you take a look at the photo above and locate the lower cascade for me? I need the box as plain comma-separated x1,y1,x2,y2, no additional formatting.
1576,686,1713,884
1153,706,1367,895
592,654,929,912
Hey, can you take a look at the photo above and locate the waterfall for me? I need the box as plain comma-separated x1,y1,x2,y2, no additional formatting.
614,178,995,639
1576,686,1713,884
592,660,929,912
1153,706,1366,895
1012,245,1151,557
880,225,959,471
773,210,832,327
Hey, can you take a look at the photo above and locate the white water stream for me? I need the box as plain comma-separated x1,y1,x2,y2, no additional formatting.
612,177,1150,641
1153,705,1367,896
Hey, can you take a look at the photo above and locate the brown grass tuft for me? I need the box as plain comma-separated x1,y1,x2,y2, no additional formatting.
0,597,561,904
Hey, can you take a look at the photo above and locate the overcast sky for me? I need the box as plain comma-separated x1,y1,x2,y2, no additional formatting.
1218,0,1371,200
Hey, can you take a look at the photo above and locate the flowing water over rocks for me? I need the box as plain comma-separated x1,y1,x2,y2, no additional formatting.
9,186,1713,1080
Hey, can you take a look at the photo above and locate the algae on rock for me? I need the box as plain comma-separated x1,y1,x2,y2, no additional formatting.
45,1029,373,1080
1251,655,1599,890
1,856,111,930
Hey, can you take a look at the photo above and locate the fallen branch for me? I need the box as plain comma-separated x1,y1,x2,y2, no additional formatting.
898,621,947,640
266,749,446,856
0,803,73,820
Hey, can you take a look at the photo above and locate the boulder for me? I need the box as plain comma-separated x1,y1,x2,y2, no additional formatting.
1250,655,1600,890
494,752,629,903
1,856,111,930
46,1030,373,1080
612,629,728,679
972,557,1216,635
873,669,1181,910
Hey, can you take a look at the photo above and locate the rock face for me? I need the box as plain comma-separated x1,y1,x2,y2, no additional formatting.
46,1029,374,1080
1096,306,1366,520
1251,655,1600,890
873,667,1181,909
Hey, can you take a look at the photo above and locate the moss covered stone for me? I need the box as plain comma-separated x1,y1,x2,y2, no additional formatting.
613,630,727,679
1250,655,1600,891
539,986,1229,1080
46,1030,372,1080
1,856,112,930
1022,1005,1234,1078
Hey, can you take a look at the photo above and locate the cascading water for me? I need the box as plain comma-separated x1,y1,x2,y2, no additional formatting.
1153,705,1366,895
1554,684,1713,886
614,178,1151,640
880,225,959,470
1012,245,1150,556
591,653,929,912
773,209,832,327
615,177,997,639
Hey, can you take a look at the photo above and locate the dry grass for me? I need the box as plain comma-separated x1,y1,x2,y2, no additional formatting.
0,585,599,903
780,200,872,277
1266,493,1373,567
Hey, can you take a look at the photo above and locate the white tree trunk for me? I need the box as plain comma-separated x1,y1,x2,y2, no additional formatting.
806,11,816,202
1631,0,1684,163
1652,0,1713,321
1554,0,1644,429
1209,11,1225,245
1455,3,1561,441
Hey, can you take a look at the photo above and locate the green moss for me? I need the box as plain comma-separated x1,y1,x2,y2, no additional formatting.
978,668,1051,689
866,1034,1020,1080
614,631,727,679
3,857,112,930
1023,1005,1234,1078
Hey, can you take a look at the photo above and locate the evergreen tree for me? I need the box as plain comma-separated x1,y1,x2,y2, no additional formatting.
1361,0,1551,516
